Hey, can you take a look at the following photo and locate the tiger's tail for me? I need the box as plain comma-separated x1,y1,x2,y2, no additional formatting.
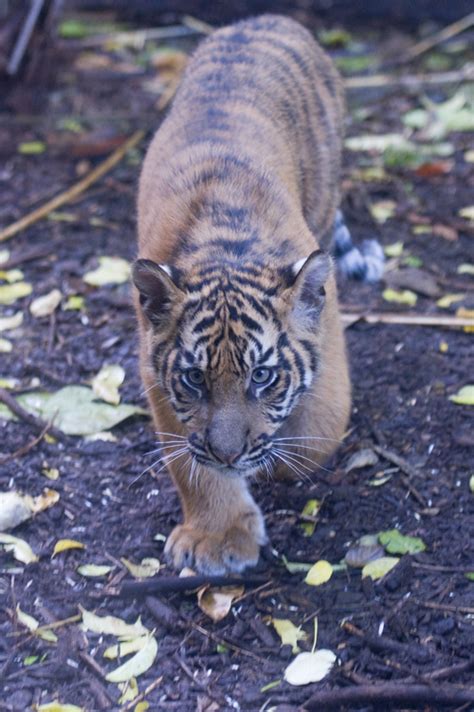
332,210,385,282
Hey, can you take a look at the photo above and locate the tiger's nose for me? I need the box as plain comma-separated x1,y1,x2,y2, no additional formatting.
208,440,244,465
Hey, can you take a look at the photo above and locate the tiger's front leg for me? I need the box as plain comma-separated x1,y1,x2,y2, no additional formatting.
164,460,267,575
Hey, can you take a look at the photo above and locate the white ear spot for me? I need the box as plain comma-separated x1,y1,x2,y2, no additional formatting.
159,264,173,277
291,257,307,277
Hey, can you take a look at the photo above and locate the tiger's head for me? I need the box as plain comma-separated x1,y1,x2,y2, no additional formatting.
133,251,331,475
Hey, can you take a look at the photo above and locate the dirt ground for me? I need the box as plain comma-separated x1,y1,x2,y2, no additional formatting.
1,11,473,712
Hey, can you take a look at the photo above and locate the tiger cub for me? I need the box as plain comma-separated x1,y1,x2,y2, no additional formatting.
133,14,351,574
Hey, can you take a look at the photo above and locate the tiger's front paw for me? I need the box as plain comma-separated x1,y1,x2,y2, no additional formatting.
164,509,266,575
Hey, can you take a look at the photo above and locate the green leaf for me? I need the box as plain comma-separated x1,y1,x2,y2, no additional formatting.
382,288,417,306
465,572,474,581
18,141,46,155
384,241,404,257
369,200,396,224
260,678,282,693
362,556,399,580
378,529,426,554
449,385,474,406
0,385,147,435
300,498,321,536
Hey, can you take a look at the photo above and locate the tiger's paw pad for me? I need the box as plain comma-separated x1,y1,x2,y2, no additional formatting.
164,515,266,575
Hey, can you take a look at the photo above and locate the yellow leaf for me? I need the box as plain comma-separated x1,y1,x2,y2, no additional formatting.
37,705,84,712
52,539,85,557
16,605,58,643
284,649,336,686
135,703,150,712
0,489,58,531
30,289,62,318
382,288,417,306
457,263,474,275
63,295,85,311
436,293,465,308
0,312,23,331
197,585,244,622
42,467,60,480
0,533,38,563
449,385,474,406
92,364,125,405
456,307,474,319
105,633,158,683
18,141,46,154
439,341,449,353
304,560,333,586
77,564,113,577
104,637,147,660
80,607,148,639
0,338,12,352
369,200,396,224
459,206,474,221
384,241,404,257
0,268,23,283
83,256,130,286
272,618,308,654
300,499,321,536
118,677,138,704
362,556,399,580
121,557,161,579
0,281,32,305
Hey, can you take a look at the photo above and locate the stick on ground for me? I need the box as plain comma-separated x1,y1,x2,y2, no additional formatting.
302,683,474,710
0,130,144,243
0,387,67,443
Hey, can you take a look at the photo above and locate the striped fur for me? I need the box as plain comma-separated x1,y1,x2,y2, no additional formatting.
133,15,351,574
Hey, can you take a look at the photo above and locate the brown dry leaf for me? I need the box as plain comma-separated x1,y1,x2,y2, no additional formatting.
414,160,453,177
383,268,441,298
432,223,458,241
197,585,244,622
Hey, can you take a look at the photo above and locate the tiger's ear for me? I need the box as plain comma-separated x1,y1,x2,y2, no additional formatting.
132,259,183,328
283,250,332,321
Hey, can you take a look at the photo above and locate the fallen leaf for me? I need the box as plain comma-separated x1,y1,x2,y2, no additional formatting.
345,448,378,473
0,385,147,435
92,364,125,405
42,467,59,480
457,263,474,275
0,377,19,388
0,338,12,352
0,489,59,531
105,633,158,683
135,703,150,712
80,607,148,639
37,704,85,712
469,475,474,494
382,288,417,306
284,649,336,686
432,223,458,241
439,340,449,353
459,206,474,222
52,539,85,557
197,585,244,622
18,141,46,155
369,200,396,224
345,133,409,153
121,557,161,579
16,605,58,643
436,293,465,308
300,498,321,536
305,560,333,586
63,295,85,311
30,289,62,318
362,556,399,580
83,256,130,286
77,564,113,577
384,241,404,257
378,529,426,554
118,677,139,704
0,249,10,264
272,618,308,653
449,385,474,406
0,268,23,282
414,160,453,177
345,542,385,568
104,637,147,660
260,679,282,693
0,282,32,305
465,150,474,163
0,533,38,563
402,91,474,139
0,312,23,332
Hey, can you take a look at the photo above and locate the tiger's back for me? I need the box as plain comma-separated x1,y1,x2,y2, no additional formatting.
138,14,345,265
133,15,351,575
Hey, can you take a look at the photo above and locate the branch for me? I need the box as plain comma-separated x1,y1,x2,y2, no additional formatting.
341,312,474,329
303,683,474,710
344,63,474,91
103,573,268,598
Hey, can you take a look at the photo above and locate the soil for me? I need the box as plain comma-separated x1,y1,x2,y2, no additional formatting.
1,10,473,712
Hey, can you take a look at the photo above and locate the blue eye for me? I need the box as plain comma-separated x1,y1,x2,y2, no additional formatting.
251,367,274,385
184,368,205,387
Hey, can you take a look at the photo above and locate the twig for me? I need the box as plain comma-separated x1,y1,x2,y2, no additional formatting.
0,420,51,464
302,683,474,710
120,675,163,711
59,25,197,50
182,15,214,35
341,311,474,329
1,245,51,269
342,621,430,661
413,599,474,615
401,13,474,64
0,387,67,443
372,445,420,480
344,63,474,91
191,621,265,662
0,130,144,243
6,0,45,75
412,562,474,574
109,573,268,598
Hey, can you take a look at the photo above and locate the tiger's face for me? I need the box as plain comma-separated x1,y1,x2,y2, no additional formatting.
133,252,330,475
